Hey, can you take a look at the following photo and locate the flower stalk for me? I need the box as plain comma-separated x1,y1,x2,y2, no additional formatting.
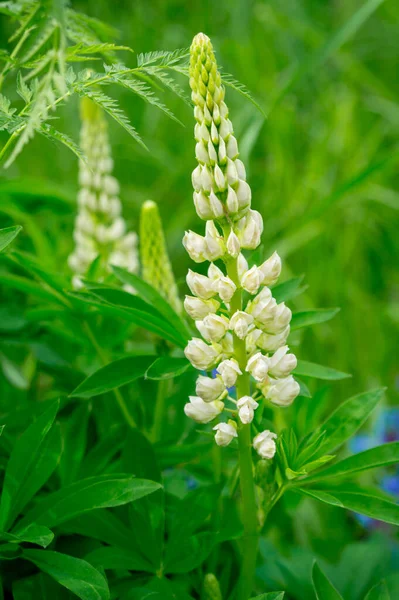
183,33,300,599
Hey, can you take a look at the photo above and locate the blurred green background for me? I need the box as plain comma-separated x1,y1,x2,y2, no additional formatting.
1,0,398,409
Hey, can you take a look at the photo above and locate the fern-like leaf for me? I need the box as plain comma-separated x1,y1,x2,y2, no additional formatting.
77,87,148,151
38,122,86,162
220,71,266,117
106,65,183,125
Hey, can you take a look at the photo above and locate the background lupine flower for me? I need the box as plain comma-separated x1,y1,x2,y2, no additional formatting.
140,200,182,314
182,33,300,457
68,97,139,288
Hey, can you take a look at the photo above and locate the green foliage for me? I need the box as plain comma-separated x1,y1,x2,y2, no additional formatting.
0,2,397,600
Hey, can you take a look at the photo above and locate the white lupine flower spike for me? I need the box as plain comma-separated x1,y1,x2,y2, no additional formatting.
181,32,304,600
69,98,139,286
183,32,298,441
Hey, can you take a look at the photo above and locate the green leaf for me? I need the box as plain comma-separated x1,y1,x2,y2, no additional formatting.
272,276,306,303
164,531,215,574
0,225,22,252
69,355,156,399
15,474,162,531
23,549,110,600
86,545,155,573
58,403,91,486
294,360,351,381
145,357,191,381
364,581,390,600
70,290,186,347
3,524,54,548
220,71,266,117
312,561,343,600
0,400,60,531
291,308,340,330
304,442,399,483
251,593,285,600
111,266,189,340
309,388,385,456
79,88,148,151
297,488,399,525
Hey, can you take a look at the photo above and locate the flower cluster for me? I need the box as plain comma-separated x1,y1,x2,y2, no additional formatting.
183,33,300,458
68,97,139,288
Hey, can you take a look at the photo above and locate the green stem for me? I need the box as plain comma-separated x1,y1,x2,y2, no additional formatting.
152,378,170,441
84,321,137,429
226,257,259,600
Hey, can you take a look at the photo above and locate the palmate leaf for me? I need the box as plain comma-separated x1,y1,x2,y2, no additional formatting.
312,562,343,600
15,473,162,531
296,487,399,526
69,355,156,399
305,388,385,456
294,359,351,381
0,225,22,252
291,308,340,330
23,549,110,600
303,442,399,483
251,594,285,600
0,399,60,531
145,357,192,381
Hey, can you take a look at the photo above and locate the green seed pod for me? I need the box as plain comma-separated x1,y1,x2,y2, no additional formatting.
68,98,139,288
202,573,223,600
140,200,182,314
189,33,251,223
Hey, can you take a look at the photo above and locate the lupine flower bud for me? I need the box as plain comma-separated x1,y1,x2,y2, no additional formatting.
184,396,224,423
205,221,225,260
241,265,263,294
226,230,241,257
236,210,263,249
69,98,138,286
247,286,274,320
259,251,282,286
246,352,269,382
253,430,278,459
183,230,209,263
216,358,242,387
196,375,226,402
140,200,181,314
266,375,300,407
187,269,216,299
184,338,219,369
219,332,234,355
196,314,229,342
267,346,297,378
226,186,239,214
245,328,263,355
213,420,238,446
256,326,290,352
193,191,213,220
230,311,254,339
263,303,292,334
209,190,224,218
208,262,224,282
237,395,259,424
184,296,220,319
237,253,249,279
214,275,236,302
